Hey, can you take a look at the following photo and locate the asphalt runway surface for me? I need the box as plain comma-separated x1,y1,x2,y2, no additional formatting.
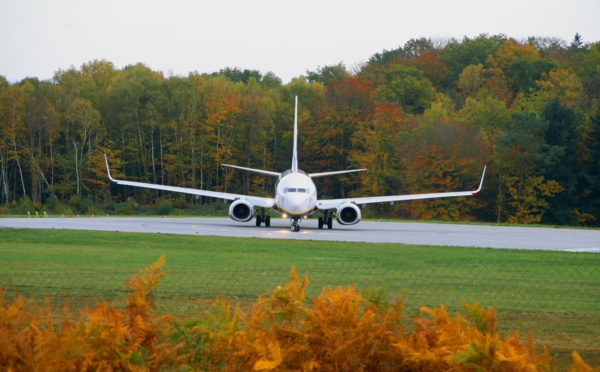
1,217,599,252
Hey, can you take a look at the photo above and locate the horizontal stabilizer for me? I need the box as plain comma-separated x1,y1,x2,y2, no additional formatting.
221,164,281,177
309,169,367,178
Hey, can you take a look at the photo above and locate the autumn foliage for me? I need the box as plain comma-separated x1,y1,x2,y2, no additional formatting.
0,256,175,370
0,258,596,371
2,34,600,226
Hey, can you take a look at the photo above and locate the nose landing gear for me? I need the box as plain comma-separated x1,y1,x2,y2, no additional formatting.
290,219,300,232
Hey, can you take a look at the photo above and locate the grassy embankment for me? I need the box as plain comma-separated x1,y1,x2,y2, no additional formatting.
1,227,598,367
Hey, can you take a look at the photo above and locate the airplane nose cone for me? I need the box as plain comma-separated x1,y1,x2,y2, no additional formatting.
286,194,309,213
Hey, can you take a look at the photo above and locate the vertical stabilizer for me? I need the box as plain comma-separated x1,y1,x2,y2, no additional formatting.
292,96,299,172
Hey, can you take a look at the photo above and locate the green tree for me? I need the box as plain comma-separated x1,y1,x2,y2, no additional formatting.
423,93,455,125
579,109,600,225
217,67,263,84
458,93,511,157
439,34,507,88
105,64,165,192
67,98,101,196
21,80,60,203
373,64,434,114
236,80,276,194
403,37,436,59
305,63,349,86
484,39,555,101
493,111,559,223
457,64,486,99
366,47,404,67
0,84,26,201
540,98,582,225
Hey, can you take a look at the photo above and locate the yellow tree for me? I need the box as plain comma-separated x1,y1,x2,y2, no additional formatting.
533,69,585,109
202,77,242,192
169,73,208,191
237,80,275,195
423,92,455,125
485,39,554,102
402,121,486,221
351,103,404,198
492,111,564,223
457,64,486,99
86,142,121,204
507,175,563,224
486,39,541,72
458,93,511,158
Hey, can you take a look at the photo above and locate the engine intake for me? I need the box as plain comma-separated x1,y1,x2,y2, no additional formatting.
336,203,361,225
229,199,254,222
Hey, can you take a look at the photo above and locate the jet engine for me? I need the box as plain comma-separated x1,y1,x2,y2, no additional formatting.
229,199,254,222
336,203,361,225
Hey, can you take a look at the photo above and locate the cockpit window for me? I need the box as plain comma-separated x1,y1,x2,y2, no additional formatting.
283,187,309,193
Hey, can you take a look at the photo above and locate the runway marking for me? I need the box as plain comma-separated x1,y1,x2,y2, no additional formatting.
563,247,600,253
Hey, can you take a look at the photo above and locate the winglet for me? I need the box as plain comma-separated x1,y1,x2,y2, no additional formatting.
473,165,486,195
291,96,299,172
104,154,116,182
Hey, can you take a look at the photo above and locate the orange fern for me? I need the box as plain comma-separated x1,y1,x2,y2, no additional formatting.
1,262,597,371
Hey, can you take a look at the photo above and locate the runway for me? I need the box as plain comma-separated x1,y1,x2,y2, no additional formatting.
1,216,599,252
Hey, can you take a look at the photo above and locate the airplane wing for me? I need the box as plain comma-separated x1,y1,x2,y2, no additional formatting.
105,155,275,209
316,166,486,210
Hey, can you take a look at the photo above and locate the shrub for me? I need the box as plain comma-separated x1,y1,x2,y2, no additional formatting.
1,260,596,371
86,205,102,216
54,203,75,216
0,257,174,370
115,203,134,215
156,200,173,215
172,197,189,210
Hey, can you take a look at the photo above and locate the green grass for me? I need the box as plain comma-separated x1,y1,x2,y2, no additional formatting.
1,227,599,367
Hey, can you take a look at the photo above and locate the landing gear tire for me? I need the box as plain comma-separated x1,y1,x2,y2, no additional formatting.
290,221,300,232
256,215,262,227
318,217,324,229
327,217,333,229
265,215,271,227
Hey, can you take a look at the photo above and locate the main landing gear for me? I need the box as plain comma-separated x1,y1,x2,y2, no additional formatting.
317,211,333,229
255,209,271,227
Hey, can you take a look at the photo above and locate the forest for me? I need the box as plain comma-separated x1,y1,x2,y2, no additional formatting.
1,33,599,226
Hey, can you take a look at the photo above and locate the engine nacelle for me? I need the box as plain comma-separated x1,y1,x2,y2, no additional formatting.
336,203,361,225
229,199,254,222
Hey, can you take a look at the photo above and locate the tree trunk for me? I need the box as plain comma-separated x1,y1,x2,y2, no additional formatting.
74,142,80,195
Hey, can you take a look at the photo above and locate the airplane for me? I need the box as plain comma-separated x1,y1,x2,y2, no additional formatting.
105,96,486,232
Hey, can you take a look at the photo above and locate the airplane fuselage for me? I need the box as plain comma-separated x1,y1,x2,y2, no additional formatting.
274,170,318,218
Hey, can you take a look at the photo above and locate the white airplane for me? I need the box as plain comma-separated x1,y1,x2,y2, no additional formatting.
105,96,485,232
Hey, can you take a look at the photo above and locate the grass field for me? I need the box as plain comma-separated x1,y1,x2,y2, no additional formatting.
1,227,599,368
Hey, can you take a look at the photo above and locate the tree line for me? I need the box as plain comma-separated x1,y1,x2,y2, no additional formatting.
1,33,599,226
